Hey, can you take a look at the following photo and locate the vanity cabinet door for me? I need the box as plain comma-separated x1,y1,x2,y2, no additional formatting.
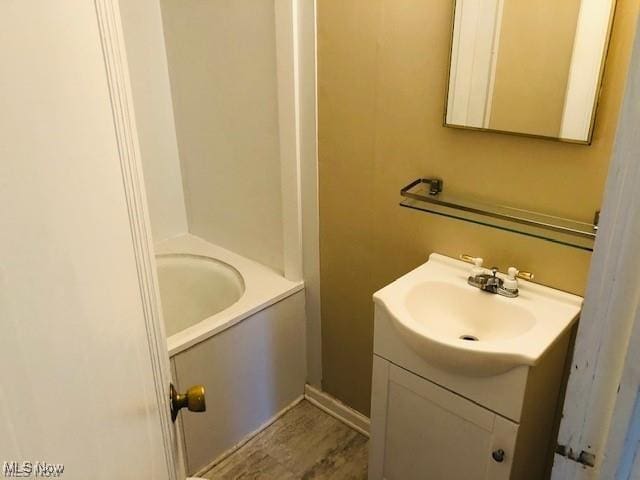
369,356,518,480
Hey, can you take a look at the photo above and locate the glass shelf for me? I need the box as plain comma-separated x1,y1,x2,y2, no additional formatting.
400,179,597,251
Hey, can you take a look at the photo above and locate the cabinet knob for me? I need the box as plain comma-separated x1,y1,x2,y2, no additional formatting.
492,449,505,463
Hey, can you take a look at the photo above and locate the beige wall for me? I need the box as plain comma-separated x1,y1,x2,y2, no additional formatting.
317,0,640,415
489,0,581,137
160,0,284,271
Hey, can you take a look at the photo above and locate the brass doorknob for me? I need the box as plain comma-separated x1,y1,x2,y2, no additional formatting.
170,383,206,422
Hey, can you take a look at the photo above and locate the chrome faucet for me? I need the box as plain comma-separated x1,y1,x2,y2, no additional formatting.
467,267,518,298
460,254,534,299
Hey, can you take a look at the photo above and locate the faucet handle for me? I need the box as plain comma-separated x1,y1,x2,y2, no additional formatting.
516,269,534,281
460,254,483,266
460,255,486,278
506,267,535,285
503,267,520,292
507,267,534,280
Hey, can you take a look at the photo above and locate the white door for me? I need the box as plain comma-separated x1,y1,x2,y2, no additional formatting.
0,2,176,479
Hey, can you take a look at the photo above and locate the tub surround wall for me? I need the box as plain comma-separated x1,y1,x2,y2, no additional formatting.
120,3,315,474
118,0,188,241
174,290,307,475
160,0,285,273
317,0,640,414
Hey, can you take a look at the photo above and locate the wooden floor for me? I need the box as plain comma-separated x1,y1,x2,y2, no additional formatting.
202,400,369,480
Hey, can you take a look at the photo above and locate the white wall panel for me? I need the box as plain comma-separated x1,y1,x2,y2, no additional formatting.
119,0,188,241
160,0,285,272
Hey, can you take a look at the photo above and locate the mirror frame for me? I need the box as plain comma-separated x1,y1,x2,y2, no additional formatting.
442,0,618,145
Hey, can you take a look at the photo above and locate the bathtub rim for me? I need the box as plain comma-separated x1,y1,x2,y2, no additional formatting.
155,234,304,357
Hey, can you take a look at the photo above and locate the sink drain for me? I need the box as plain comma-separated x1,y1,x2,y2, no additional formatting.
459,335,479,342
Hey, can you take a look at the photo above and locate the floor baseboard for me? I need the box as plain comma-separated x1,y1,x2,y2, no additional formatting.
304,384,371,437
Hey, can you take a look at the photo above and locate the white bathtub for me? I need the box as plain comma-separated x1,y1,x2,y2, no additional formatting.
155,234,304,356
154,234,307,475
157,254,245,338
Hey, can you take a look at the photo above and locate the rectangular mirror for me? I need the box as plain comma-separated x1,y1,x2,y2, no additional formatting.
444,0,616,144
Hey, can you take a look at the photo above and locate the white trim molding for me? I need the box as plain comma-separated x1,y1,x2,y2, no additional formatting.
601,309,640,479
597,12,640,478
298,0,323,388
276,0,323,387
552,13,640,480
275,0,304,283
305,384,371,437
94,1,178,478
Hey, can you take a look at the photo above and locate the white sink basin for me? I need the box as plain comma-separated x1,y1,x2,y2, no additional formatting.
374,254,582,376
